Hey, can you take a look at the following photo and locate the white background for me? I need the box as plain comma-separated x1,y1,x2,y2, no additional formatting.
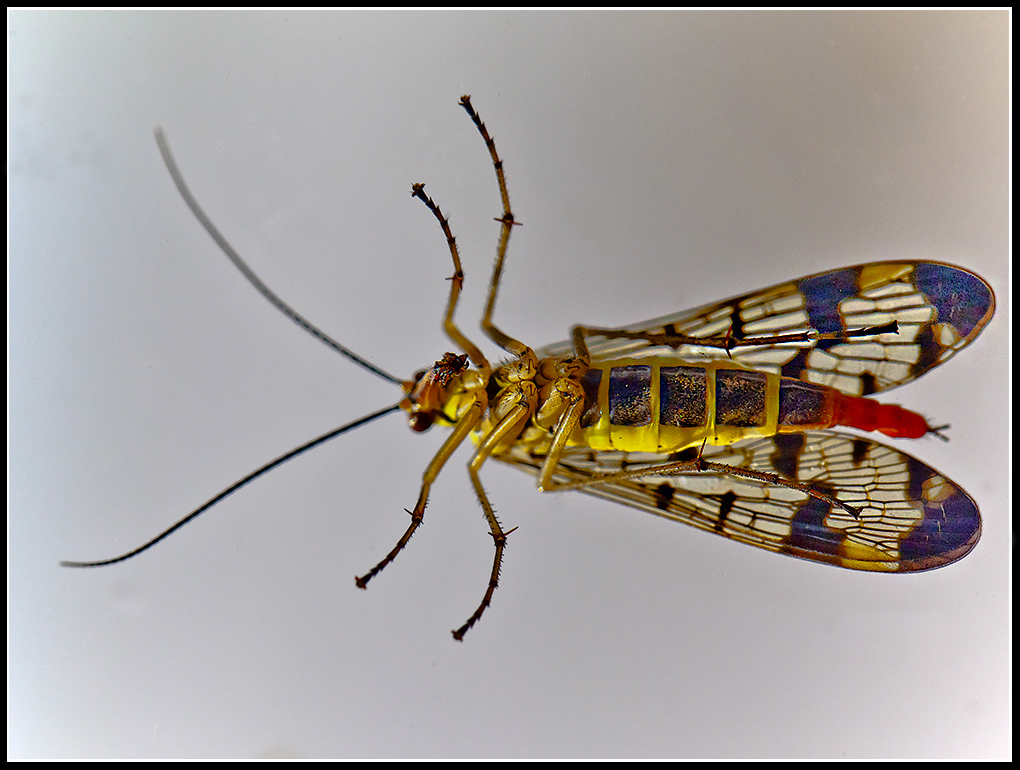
10,10,1009,759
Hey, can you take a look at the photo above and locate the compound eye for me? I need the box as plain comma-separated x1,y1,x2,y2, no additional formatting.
409,412,435,433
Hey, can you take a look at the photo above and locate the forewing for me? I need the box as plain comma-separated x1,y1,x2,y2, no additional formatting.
536,261,994,396
498,431,980,572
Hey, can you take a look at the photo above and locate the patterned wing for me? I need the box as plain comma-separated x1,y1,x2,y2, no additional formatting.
496,431,980,572
536,262,994,397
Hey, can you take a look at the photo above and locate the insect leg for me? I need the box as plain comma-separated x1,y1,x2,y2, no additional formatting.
571,321,900,357
458,95,535,365
533,377,587,492
411,183,488,370
355,394,485,590
452,395,534,641
552,451,861,518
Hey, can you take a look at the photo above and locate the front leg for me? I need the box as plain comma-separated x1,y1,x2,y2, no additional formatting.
355,392,485,590
550,449,860,518
452,379,536,641
533,375,587,493
571,320,900,359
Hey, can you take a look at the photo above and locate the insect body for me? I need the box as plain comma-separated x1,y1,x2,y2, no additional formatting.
63,97,994,641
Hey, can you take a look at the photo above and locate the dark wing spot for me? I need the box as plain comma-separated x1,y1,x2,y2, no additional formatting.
653,483,675,511
714,490,736,532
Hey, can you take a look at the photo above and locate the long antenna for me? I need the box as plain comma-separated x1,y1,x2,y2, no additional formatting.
61,402,402,568
154,128,402,385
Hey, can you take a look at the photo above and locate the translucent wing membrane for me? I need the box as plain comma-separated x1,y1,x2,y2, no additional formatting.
64,101,992,642
538,262,994,397
499,431,980,572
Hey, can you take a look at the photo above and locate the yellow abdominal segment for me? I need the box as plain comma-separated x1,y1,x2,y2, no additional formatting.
573,358,782,453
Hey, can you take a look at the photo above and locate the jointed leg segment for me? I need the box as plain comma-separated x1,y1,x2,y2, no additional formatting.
459,95,533,364
362,97,540,641
571,319,901,359
453,401,532,640
355,394,485,590
549,446,861,518
410,183,488,371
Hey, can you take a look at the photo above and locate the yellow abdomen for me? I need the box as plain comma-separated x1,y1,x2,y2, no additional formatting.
573,358,788,452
